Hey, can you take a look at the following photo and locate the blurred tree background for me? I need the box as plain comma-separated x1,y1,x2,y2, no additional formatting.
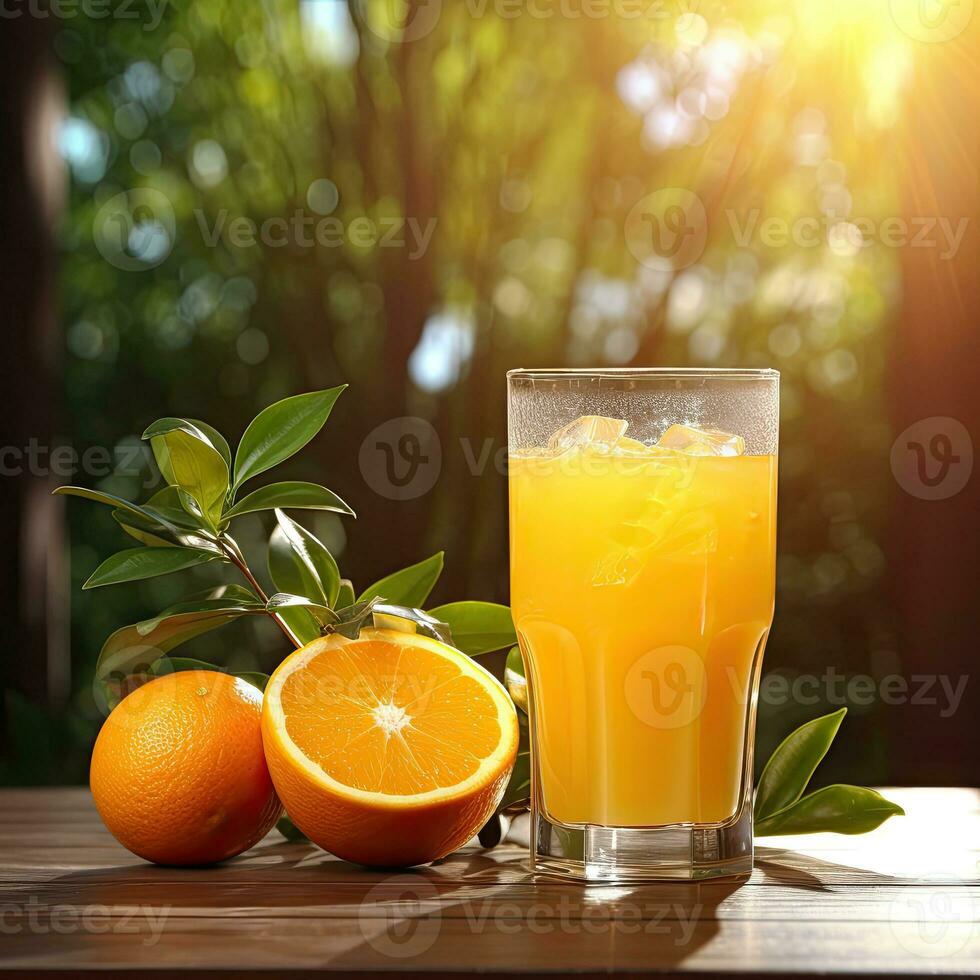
5,0,928,784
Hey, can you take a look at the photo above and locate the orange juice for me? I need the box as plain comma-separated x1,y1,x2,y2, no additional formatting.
509,434,776,827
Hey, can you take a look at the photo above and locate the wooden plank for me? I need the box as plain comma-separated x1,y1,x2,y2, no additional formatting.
2,842,976,889
0,788,978,976
2,788,977,884
1,876,978,924
0,915,977,974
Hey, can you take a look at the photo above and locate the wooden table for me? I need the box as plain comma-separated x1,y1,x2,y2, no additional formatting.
0,787,977,977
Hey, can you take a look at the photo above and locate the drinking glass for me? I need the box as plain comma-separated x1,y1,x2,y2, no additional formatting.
508,368,779,881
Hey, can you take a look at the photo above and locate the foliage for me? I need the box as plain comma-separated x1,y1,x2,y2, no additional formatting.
44,0,907,785
754,708,904,835
56,388,516,716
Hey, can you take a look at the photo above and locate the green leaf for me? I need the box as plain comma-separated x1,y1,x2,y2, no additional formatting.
112,487,221,551
330,597,381,639
188,419,232,470
277,607,322,647
234,671,270,692
372,603,452,644
755,785,905,836
428,601,516,657
96,611,248,708
176,488,208,523
142,486,207,529
53,486,182,532
83,547,220,590
498,712,531,812
504,646,528,714
233,386,346,492
225,481,354,520
276,813,308,841
505,645,525,679
358,552,444,608
144,419,229,527
267,513,340,645
150,656,223,676
268,510,341,607
266,593,338,624
112,513,219,552
755,707,847,820
137,592,264,634
181,583,261,605
148,658,268,693
335,579,355,610
114,513,174,549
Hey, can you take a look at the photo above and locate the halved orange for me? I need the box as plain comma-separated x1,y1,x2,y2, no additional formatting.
261,628,519,867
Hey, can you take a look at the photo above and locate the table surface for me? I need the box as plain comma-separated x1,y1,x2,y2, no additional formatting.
0,787,977,977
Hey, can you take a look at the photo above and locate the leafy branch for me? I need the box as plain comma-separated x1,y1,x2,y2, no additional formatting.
54,387,516,711
753,707,904,835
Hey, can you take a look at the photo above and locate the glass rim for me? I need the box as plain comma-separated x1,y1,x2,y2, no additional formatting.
507,367,779,381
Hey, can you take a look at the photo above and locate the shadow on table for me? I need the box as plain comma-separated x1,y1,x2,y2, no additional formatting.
310,846,749,971
755,845,901,891
28,837,750,971
25,835,906,971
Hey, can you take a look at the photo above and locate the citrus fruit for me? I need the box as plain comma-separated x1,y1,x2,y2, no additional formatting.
262,628,519,867
90,670,282,866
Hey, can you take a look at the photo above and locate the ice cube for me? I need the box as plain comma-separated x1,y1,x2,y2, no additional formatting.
657,424,745,457
548,415,629,453
610,436,651,456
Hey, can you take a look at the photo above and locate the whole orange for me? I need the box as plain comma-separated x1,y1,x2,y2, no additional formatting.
90,670,282,866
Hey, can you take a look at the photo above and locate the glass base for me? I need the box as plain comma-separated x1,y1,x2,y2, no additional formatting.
532,806,753,882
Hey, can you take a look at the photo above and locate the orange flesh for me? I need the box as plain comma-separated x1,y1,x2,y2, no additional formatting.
278,640,502,796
